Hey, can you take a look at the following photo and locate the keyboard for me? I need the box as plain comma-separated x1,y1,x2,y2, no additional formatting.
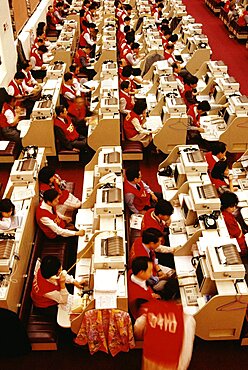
183,285,199,306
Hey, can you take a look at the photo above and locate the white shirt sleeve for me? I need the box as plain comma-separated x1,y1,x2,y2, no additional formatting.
84,33,95,46
7,86,15,96
64,90,76,101
132,117,151,135
120,97,131,114
40,216,77,237
30,56,42,70
44,288,69,304
4,108,15,125
126,52,140,66
0,217,12,230
177,313,196,370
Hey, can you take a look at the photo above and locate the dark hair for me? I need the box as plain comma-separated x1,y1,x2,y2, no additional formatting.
36,29,44,37
165,44,174,51
220,191,239,210
55,105,66,116
124,16,131,22
89,4,96,10
158,3,164,8
197,100,211,112
211,141,227,156
4,95,16,104
14,71,25,80
161,26,171,35
88,23,96,29
122,65,133,77
142,228,163,244
211,160,228,181
162,18,169,25
172,62,180,71
168,34,178,43
64,72,73,82
126,33,135,45
154,199,174,216
125,4,133,11
22,60,31,70
37,22,46,30
43,189,59,203
69,64,77,73
0,199,15,219
125,167,140,181
56,2,63,7
133,100,147,115
188,76,198,85
120,80,130,90
131,42,140,50
124,25,131,33
38,45,48,53
132,256,151,276
38,166,56,184
40,255,61,279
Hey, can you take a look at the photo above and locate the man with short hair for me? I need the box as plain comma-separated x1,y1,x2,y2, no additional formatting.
205,141,227,181
119,80,134,114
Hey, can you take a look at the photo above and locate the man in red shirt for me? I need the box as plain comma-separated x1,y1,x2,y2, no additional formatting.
204,141,227,182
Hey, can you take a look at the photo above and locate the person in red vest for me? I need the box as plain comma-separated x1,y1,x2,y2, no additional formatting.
181,75,198,109
128,256,160,320
0,95,22,145
54,105,92,161
204,141,227,182
21,60,42,99
7,72,26,99
119,65,137,93
124,167,158,214
172,62,185,94
237,6,248,26
31,255,85,317
46,5,59,33
220,192,248,256
36,189,85,239
67,96,88,136
61,72,82,106
79,23,97,48
164,44,177,66
186,100,210,146
119,80,135,114
123,100,154,147
30,45,48,80
211,160,235,193
38,166,81,215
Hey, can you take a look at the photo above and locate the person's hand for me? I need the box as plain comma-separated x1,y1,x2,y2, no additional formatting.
64,216,72,223
73,280,87,289
150,192,158,202
152,293,161,299
72,148,80,152
164,218,172,227
41,65,46,70
76,229,85,237
198,127,205,133
15,106,22,115
59,270,67,284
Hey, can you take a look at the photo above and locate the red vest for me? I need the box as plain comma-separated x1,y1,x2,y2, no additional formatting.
79,31,90,47
143,301,184,369
46,11,58,30
119,90,134,111
31,268,60,308
22,70,35,88
128,237,157,275
164,51,176,63
222,210,247,254
30,49,43,67
238,11,248,26
61,84,77,103
124,110,141,139
54,116,79,142
36,203,66,239
187,104,200,127
142,208,165,233
127,270,155,320
8,80,24,97
68,101,87,121
39,182,69,205
0,103,14,128
204,152,217,183
124,179,151,212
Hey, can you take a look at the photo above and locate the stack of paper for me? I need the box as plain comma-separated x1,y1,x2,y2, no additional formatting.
94,269,118,309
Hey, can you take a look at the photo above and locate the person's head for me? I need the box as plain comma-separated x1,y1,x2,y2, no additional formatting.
220,191,239,212
161,18,169,26
4,94,16,106
37,21,46,32
38,166,56,184
36,38,45,46
165,44,175,53
56,2,64,9
142,228,163,249
168,34,178,44
83,0,91,8
69,63,80,74
197,100,211,114
158,3,164,10
122,65,133,78
188,76,198,88
36,28,45,38
131,256,153,280
22,60,32,71
154,199,174,224
37,45,48,54
43,189,60,207
14,71,25,84
74,96,86,107
133,100,147,115
89,3,96,13
88,23,96,34
211,160,229,181
0,198,15,219
131,42,140,52
124,25,131,34
211,141,227,160
126,32,135,45
124,16,131,25
55,105,67,118
172,62,181,74
161,27,172,37
125,4,133,15
120,80,131,92
125,167,141,183
64,72,73,84
40,255,62,279
48,5,54,13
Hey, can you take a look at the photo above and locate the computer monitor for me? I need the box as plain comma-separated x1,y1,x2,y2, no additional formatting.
181,196,197,226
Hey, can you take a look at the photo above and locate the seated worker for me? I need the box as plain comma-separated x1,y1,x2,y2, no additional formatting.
205,141,227,181
0,198,16,231
181,75,198,109
53,1,66,24
79,23,97,48
46,6,60,36
74,45,96,80
164,44,177,66
61,72,82,106
119,80,135,115
128,256,160,320
38,166,81,215
119,65,138,93
211,160,236,194
54,105,92,163
36,189,85,239
220,192,247,256
122,42,141,67
7,72,26,99
124,167,159,214
123,100,154,148
21,60,42,99
128,228,177,295
0,95,22,145
172,62,184,94
67,96,88,136
31,255,84,318
30,45,48,80
186,100,210,146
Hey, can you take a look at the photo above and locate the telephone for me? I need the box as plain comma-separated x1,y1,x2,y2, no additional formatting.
22,145,38,159
198,211,219,229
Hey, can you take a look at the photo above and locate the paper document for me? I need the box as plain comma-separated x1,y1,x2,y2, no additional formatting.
0,141,9,150
94,269,118,309
130,214,143,230
11,188,35,202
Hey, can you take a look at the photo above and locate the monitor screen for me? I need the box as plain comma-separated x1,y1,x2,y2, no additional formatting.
182,198,189,219
205,74,209,85
223,109,230,124
174,165,179,186
213,88,218,100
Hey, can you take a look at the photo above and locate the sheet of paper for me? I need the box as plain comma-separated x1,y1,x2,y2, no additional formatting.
0,141,9,150
94,269,118,292
11,188,35,202
95,291,117,309
130,214,143,230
